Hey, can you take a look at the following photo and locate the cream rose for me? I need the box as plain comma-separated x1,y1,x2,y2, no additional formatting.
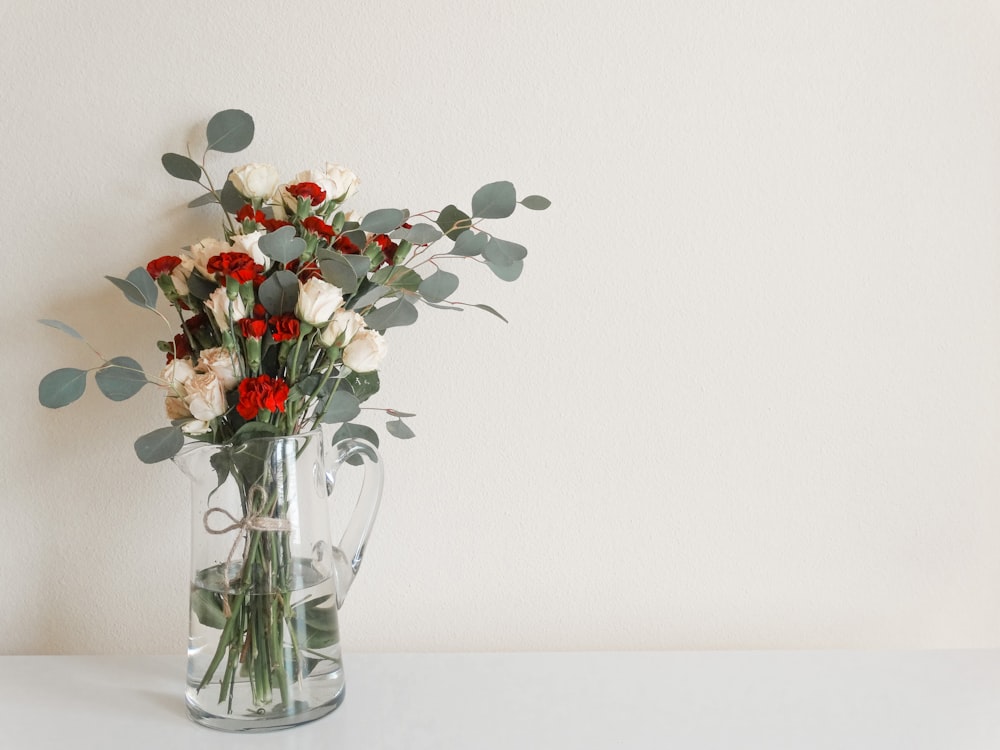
319,307,364,348
181,420,212,435
196,347,241,390
160,357,196,419
206,287,247,329
296,277,344,325
230,229,270,269
229,163,280,202
189,238,229,277
342,329,387,372
170,255,196,296
183,371,228,421
322,163,360,202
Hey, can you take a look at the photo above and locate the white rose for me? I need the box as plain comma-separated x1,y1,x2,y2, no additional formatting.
161,357,196,419
196,347,241,390
342,329,387,372
181,420,212,435
319,307,365,348
170,255,196,296
183,371,228,421
296,277,344,325
230,229,270,269
323,163,360,202
206,287,247,329
190,238,229,277
229,163,280,202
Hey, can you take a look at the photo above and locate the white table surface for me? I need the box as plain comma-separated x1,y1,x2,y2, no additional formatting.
1,651,997,749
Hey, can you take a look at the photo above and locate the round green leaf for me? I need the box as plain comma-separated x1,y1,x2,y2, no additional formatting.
450,230,489,257
392,223,442,245
360,208,408,234
486,258,524,282
161,153,203,182
321,389,361,423
483,237,527,266
188,193,218,208
39,368,87,408
331,422,380,449
258,225,306,263
259,270,300,315
95,356,148,401
220,177,246,213
364,298,418,330
436,205,472,240
471,181,516,219
520,195,551,210
134,426,185,464
386,419,416,439
319,252,361,294
419,270,459,303
206,109,254,153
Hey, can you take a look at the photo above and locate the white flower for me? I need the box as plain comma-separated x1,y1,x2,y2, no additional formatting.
181,420,212,435
196,347,241,390
183,371,228,421
319,307,364,348
160,357,196,419
322,163,360,202
189,238,229,277
296,277,343,325
230,229,270,269
170,255,196,296
342,329,387,372
206,287,247,329
229,163,280,202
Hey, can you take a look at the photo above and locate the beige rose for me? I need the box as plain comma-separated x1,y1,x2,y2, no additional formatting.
206,287,247,329
183,371,227,421
189,237,229,277
230,229,269,269
229,163,280,202
296,277,344,325
196,347,241,390
319,307,364,348
170,255,196,296
342,329,387,372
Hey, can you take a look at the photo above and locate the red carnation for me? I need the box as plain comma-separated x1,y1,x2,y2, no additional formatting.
270,314,300,342
372,234,399,266
302,216,334,241
238,318,267,339
333,234,360,254
166,332,192,363
206,252,256,284
263,218,292,233
236,204,266,224
236,375,290,420
146,255,182,280
286,182,327,207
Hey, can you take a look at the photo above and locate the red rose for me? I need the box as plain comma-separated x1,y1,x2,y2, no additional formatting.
207,252,256,284
238,318,267,339
236,204,266,224
270,314,300,342
146,255,182,279
286,182,327,207
302,216,334,241
236,375,290,420
333,234,360,254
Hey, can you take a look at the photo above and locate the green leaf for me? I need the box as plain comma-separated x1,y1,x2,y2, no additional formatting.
161,153,203,182
386,419,416,439
259,270,300,315
364,298,418,330
450,229,489,257
391,223,442,245
134,426,184,464
418,270,459,303
127,267,158,307
38,319,83,340
318,253,360,295
191,588,226,630
360,208,408,234
471,180,516,219
321,389,361,423
371,265,422,292
188,193,218,208
205,109,254,153
332,422,380,449
186,272,218,301
483,237,527,266
348,283,391,310
258,225,306,263
345,254,372,279
485,258,523,282
219,177,245,214
38,368,87,408
520,194,551,210
342,369,380,402
470,303,509,323
107,273,155,310
387,409,416,418
436,204,472,240
95,356,148,401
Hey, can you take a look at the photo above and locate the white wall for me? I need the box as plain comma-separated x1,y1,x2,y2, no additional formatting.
3,0,1000,655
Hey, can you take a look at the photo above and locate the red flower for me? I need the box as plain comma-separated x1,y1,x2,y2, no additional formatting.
207,252,256,284
236,375,290,420
185,313,209,332
270,314,300,342
302,216,334,241
146,255,182,279
373,234,399,266
286,182,327,207
236,204,266,224
263,218,292,233
252,303,268,318
166,332,191,363
333,234,360,254
238,318,267,339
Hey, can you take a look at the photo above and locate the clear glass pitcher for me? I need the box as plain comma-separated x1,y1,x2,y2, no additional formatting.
173,429,383,731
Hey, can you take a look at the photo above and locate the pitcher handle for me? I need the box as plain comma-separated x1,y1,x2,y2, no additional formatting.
327,437,384,608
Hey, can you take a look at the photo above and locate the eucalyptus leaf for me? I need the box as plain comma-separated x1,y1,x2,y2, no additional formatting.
418,270,459,303
219,178,245,214
364,298,418,330
318,253,360,295
258,225,306,263
421,300,464,312
186,272,217,301
345,254,372,279
371,265,422,292
483,237,527,266
450,230,489,257
436,205,472,240
331,422,380,449
206,109,255,153
38,368,87,408
188,192,218,208
38,319,83,340
386,409,416,418
348,283,391,310
321,389,361,423
258,270,300,315
106,274,154,310
191,588,226,630
485,258,523,282
126,267,158,307
391,223,442,245
343,370,380,402
386,419,416,439
520,194,551,210
134,426,184,464
471,180,516,219
470,303,509,323
162,153,203,182
360,208,408,234
95,356,148,401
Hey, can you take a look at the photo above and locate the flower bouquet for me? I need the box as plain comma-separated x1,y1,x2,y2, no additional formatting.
38,109,547,729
